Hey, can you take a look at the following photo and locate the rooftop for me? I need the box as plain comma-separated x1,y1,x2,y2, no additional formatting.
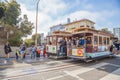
50,19,95,29
64,18,95,26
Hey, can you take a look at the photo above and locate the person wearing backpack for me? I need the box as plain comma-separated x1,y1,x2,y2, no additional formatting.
15,48,21,60
20,42,26,60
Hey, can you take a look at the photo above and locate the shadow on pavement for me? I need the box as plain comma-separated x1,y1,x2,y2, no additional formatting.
63,56,120,79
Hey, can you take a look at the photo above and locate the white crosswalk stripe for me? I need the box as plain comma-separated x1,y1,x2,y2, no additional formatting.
100,68,120,80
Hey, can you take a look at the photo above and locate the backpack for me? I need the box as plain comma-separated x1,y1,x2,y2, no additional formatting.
22,46,26,51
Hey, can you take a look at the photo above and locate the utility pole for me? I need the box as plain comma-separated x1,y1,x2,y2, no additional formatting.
35,0,40,46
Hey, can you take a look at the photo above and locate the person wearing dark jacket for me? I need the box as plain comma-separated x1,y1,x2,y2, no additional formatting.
60,38,67,56
4,41,12,60
72,37,76,48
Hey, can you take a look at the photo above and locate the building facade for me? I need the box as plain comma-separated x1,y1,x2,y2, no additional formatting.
49,24,65,35
64,19,95,32
40,33,44,45
113,28,120,40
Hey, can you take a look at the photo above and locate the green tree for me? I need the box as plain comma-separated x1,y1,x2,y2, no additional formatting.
9,34,22,46
3,0,21,25
19,15,34,37
0,6,5,19
32,34,41,44
0,2,6,24
24,39,34,47
8,28,22,46
0,0,21,43
0,0,34,46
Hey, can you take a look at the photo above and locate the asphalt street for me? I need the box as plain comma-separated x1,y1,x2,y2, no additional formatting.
0,55,120,80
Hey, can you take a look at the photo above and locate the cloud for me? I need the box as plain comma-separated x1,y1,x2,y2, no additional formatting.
19,0,67,38
20,3,50,35
19,0,118,39
39,0,67,16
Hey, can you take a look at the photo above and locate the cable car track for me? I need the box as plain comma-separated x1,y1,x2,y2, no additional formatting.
0,62,76,80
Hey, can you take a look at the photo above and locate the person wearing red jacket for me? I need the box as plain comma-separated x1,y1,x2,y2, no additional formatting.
43,49,46,57
37,49,41,58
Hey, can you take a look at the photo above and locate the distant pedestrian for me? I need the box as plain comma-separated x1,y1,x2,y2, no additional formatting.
4,41,12,61
31,45,37,59
37,47,41,58
20,42,26,60
43,44,46,57
15,48,21,60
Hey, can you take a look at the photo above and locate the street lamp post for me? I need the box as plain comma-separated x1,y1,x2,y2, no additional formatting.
35,0,40,46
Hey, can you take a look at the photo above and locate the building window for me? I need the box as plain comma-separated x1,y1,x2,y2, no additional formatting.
103,37,106,45
52,36,57,45
107,38,109,45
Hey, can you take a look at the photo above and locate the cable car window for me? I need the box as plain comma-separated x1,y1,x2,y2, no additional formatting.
107,38,109,45
103,37,106,45
94,36,98,45
99,36,102,45
86,37,92,44
53,36,56,45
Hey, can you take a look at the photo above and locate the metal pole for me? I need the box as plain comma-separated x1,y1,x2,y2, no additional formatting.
84,33,86,56
35,0,40,46
7,32,9,40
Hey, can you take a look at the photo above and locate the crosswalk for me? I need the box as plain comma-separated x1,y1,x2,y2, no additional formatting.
46,62,120,80
0,61,74,79
0,60,120,80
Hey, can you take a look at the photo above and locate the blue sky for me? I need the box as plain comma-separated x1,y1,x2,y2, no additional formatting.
5,0,120,36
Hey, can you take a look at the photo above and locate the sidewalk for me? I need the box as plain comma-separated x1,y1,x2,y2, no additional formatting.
0,55,50,68
1,54,120,68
